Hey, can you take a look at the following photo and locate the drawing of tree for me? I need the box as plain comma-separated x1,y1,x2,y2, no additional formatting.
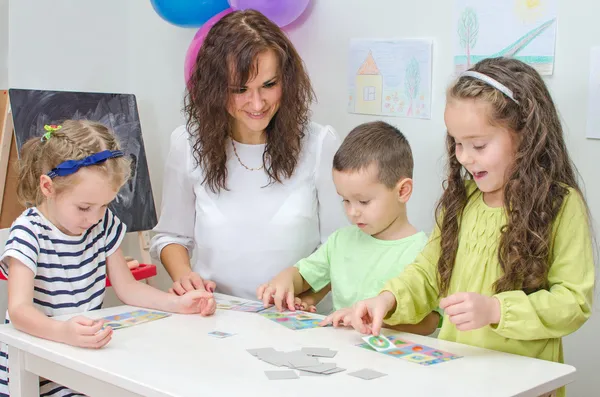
458,7,479,67
404,58,420,117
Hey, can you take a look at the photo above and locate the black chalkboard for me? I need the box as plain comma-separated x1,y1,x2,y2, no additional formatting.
8,88,157,233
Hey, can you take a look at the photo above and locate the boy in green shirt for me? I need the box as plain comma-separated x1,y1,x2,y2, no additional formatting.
257,121,440,335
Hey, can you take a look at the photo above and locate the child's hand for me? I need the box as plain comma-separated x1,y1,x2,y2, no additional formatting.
174,289,216,316
350,291,397,335
256,275,296,311
319,307,352,327
60,316,112,349
294,297,317,313
439,292,500,331
168,272,216,296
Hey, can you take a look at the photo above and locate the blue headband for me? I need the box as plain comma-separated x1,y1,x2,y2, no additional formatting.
47,150,124,179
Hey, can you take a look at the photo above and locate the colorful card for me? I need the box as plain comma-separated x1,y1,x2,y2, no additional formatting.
362,335,394,352
258,307,328,330
216,297,268,313
208,331,235,338
101,310,171,330
356,334,462,366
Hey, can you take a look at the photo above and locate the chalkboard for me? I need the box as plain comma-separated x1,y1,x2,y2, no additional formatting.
8,88,157,232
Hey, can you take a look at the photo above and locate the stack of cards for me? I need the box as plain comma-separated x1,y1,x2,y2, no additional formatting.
358,334,462,366
247,347,346,378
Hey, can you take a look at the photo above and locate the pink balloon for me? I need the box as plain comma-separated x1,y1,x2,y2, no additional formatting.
184,8,233,83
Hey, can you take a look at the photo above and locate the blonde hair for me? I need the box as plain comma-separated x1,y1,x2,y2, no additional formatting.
17,120,131,207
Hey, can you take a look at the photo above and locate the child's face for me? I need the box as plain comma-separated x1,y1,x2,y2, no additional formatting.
333,164,407,240
44,168,119,236
444,98,518,207
227,50,282,140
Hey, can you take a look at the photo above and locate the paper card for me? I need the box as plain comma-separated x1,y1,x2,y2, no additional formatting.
101,310,170,330
247,348,276,357
323,367,346,375
301,347,337,358
347,368,387,380
362,334,394,352
259,308,327,330
294,363,337,374
287,356,321,369
207,331,234,338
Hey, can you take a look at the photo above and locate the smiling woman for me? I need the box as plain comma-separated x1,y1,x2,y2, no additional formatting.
150,9,348,300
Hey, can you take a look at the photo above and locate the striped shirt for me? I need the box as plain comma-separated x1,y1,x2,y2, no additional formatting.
0,207,126,396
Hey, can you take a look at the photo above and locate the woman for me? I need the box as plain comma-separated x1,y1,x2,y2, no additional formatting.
150,10,346,300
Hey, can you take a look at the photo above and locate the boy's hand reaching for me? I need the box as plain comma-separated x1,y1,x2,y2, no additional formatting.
256,274,296,311
60,316,112,349
174,289,216,316
294,297,317,313
320,307,352,327
351,291,397,335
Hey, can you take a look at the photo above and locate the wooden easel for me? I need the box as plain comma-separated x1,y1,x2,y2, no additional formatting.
0,90,154,280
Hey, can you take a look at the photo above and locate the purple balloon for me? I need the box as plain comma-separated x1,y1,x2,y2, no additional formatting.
184,8,233,83
228,0,310,27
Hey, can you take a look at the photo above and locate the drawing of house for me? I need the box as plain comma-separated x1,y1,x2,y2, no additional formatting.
354,50,382,114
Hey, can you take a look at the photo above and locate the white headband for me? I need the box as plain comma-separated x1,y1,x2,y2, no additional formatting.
460,71,519,105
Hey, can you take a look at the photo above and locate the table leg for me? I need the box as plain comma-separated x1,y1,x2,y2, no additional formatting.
8,347,38,397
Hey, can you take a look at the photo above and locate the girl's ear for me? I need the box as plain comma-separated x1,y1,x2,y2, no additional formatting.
396,178,414,204
39,175,55,198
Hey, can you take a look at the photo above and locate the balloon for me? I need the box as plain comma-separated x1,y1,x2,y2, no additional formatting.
184,8,233,83
227,0,310,27
151,0,229,27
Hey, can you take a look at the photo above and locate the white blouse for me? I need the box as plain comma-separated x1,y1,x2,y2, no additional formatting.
150,122,348,299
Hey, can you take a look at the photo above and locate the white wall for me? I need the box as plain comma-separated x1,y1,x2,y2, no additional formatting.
0,0,8,325
4,1,600,395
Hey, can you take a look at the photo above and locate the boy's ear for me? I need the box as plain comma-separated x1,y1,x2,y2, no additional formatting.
39,175,55,198
396,177,413,203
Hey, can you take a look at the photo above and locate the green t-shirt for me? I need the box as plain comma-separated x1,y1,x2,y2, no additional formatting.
295,226,428,311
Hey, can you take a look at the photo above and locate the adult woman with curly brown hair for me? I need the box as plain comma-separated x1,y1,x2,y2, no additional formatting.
150,10,346,300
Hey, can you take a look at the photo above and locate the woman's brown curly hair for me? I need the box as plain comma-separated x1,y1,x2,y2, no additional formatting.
183,9,314,193
437,57,586,296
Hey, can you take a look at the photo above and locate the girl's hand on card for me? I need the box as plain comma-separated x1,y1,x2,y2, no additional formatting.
174,289,216,316
440,292,500,331
168,272,216,296
60,316,112,349
351,292,397,335
320,307,352,327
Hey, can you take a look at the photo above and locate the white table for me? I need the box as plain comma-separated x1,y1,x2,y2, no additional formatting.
0,295,574,397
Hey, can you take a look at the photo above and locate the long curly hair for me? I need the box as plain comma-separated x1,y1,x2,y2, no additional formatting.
437,57,586,296
184,9,314,193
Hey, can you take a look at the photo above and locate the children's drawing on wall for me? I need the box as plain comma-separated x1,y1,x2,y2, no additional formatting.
454,0,557,75
348,39,432,119
586,47,600,140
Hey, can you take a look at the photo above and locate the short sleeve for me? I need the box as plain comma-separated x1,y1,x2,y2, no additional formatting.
0,217,41,276
104,209,127,257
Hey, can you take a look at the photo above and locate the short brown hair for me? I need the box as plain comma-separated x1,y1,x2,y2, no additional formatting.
18,120,130,207
333,121,413,188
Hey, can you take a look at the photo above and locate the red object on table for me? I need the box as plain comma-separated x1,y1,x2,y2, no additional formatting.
0,264,157,287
